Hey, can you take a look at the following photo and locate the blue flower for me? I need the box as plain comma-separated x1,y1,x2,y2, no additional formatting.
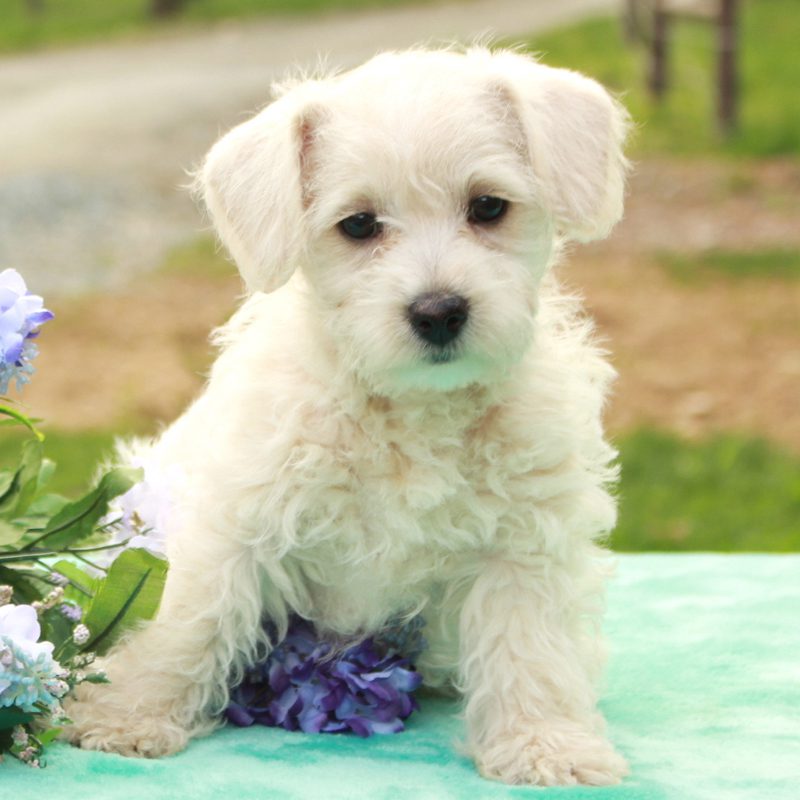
227,616,425,737
0,269,53,395
0,604,67,715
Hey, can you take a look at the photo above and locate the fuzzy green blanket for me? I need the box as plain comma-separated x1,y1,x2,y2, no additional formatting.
4,555,799,799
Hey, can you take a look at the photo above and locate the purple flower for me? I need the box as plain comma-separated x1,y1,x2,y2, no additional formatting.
59,603,82,623
227,617,425,737
0,269,53,394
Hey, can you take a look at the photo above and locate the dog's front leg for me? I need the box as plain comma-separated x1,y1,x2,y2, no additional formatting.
460,555,628,786
65,531,267,757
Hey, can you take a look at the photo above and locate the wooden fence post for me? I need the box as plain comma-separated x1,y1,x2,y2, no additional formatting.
649,0,669,98
151,0,185,17
718,0,739,134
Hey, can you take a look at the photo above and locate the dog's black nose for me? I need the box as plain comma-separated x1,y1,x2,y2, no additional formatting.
408,293,469,347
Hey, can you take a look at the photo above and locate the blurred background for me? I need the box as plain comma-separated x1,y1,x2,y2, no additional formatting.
0,0,797,551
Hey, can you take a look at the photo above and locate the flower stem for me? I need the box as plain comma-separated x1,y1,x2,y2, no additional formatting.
0,538,133,564
0,403,44,441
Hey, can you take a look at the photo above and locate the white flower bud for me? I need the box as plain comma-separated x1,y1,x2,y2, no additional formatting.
20,746,37,761
44,587,65,608
72,624,91,645
45,678,70,698
11,726,29,747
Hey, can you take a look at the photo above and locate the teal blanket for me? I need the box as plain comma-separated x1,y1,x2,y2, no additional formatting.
4,555,799,799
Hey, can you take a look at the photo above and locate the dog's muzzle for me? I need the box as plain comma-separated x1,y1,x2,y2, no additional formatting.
407,292,469,349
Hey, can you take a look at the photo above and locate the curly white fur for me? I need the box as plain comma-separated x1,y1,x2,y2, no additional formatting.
65,46,631,786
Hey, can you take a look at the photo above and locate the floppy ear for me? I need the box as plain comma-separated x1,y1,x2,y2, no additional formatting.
496,54,630,242
199,92,319,293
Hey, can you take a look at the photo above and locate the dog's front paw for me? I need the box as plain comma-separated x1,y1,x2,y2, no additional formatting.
475,720,628,786
64,713,188,758
62,687,189,758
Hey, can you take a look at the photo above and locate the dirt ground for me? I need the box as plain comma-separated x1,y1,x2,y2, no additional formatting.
19,156,800,452
572,157,800,450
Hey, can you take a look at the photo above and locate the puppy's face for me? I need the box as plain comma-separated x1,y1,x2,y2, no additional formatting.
299,66,551,394
201,49,629,396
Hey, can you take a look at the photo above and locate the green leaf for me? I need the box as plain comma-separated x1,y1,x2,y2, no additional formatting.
0,469,14,498
0,518,26,546
0,564,40,603
12,492,71,532
50,558,100,601
0,707,34,731
0,438,43,518
26,467,142,552
82,548,167,656
37,458,56,492
37,727,63,746
40,605,76,657
29,492,71,516
0,491,70,548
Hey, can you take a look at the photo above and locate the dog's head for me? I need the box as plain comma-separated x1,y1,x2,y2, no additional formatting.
200,48,629,395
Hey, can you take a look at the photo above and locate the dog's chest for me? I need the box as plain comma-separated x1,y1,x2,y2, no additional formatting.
285,403,517,631
304,405,503,545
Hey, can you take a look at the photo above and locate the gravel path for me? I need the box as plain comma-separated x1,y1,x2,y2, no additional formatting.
0,0,615,294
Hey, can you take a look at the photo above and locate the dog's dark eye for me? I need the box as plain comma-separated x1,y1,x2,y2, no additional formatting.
468,195,508,224
339,213,382,241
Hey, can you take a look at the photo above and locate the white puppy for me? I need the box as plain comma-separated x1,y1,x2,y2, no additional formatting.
67,47,630,786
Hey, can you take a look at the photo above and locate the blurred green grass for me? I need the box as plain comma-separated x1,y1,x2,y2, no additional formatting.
613,430,800,552
0,428,117,497
0,0,430,53
2,426,798,551
527,0,800,157
656,247,800,282
158,234,235,280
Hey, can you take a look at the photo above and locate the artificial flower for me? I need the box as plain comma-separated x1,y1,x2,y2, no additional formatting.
72,625,90,646
227,616,425,737
59,604,83,623
98,454,183,566
0,604,67,714
0,269,53,395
